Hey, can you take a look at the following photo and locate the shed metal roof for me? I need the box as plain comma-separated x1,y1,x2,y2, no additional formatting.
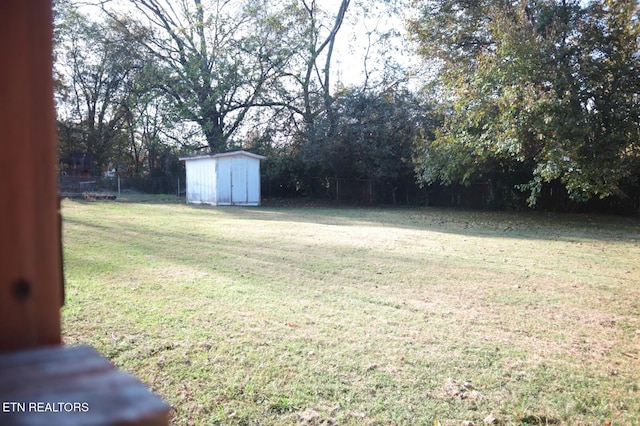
179,150,267,161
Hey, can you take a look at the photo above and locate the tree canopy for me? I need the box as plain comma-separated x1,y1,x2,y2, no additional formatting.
53,0,640,211
409,0,640,205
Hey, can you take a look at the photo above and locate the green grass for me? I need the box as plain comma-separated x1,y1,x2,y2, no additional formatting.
61,196,640,425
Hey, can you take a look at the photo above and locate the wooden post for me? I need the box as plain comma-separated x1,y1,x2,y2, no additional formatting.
0,0,63,351
0,2,169,424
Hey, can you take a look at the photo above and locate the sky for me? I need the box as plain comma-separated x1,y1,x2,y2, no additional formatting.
75,0,422,90
324,0,423,88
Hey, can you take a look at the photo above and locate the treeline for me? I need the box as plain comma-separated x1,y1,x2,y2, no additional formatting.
54,0,640,213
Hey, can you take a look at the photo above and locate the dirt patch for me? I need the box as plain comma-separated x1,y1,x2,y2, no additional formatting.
296,409,336,426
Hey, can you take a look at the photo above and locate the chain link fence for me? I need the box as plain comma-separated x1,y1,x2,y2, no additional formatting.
59,175,639,213
59,175,183,196
262,176,427,205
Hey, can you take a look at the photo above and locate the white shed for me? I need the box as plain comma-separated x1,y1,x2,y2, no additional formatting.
179,150,267,206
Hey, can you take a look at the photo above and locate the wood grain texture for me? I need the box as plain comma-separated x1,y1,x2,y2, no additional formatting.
0,345,169,426
0,0,63,350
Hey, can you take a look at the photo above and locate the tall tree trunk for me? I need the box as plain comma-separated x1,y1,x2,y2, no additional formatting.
200,114,226,153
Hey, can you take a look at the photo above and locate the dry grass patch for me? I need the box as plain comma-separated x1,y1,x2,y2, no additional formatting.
62,198,640,425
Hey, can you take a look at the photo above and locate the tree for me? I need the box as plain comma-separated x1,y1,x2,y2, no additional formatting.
328,86,435,202
233,0,354,193
409,0,640,206
55,2,148,174
561,1,640,201
268,0,351,155
101,0,299,153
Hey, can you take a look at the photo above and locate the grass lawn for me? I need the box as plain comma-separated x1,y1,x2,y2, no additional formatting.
61,196,640,425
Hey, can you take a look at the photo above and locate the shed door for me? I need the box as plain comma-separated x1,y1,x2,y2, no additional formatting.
231,161,247,204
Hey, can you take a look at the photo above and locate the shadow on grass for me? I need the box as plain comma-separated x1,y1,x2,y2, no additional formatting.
65,194,640,244
61,198,640,425
195,204,640,243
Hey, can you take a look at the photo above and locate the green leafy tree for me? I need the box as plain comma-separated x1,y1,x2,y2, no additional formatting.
409,0,640,206
55,3,146,174
331,86,435,202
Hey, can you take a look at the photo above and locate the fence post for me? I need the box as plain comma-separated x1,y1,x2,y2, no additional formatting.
177,178,180,197
369,180,373,203
117,176,121,197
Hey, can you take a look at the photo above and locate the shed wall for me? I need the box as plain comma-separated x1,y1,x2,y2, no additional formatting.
216,156,261,206
230,159,247,204
183,152,264,206
246,158,261,205
185,158,217,204
216,157,231,205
